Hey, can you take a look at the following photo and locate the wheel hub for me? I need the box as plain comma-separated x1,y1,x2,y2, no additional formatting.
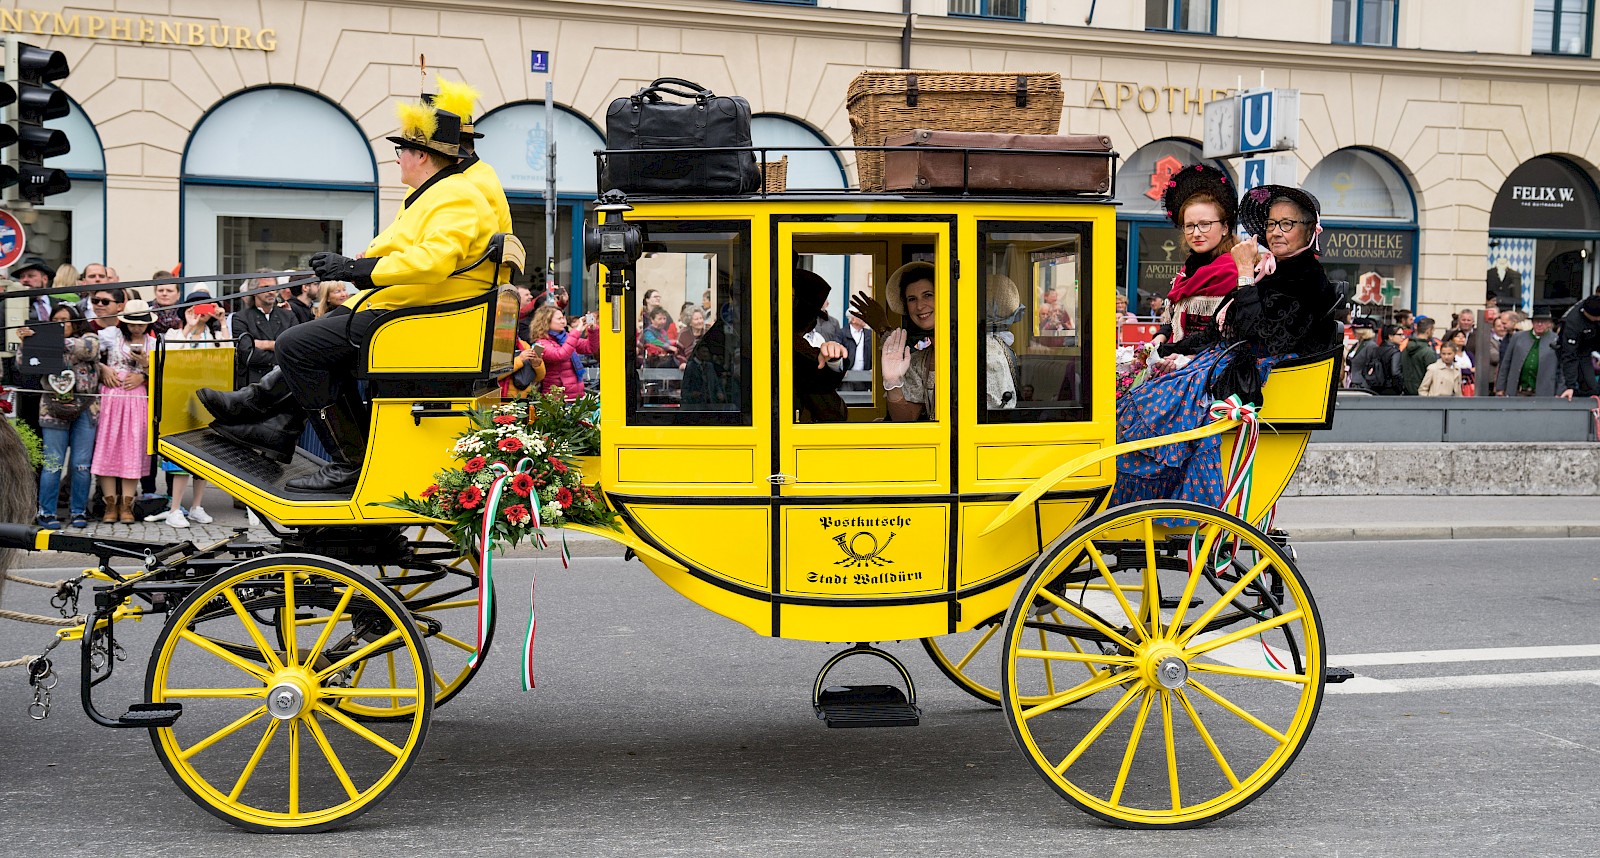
1139,643,1190,690
266,676,312,720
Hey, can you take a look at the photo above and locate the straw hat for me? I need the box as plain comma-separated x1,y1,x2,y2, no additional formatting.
119,299,156,325
886,261,935,315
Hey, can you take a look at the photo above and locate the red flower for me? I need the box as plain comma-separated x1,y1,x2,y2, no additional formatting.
493,414,517,425
548,456,567,473
498,437,524,453
463,455,487,474
458,486,484,510
503,504,531,526
556,487,574,508
420,484,440,500
510,473,535,497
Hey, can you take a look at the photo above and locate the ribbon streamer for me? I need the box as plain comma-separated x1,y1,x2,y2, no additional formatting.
1185,396,1262,580
469,455,552,691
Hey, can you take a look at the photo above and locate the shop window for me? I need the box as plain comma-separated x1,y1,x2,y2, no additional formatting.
751,115,847,191
1490,156,1600,316
182,87,376,292
978,223,1092,423
1116,139,1231,319
950,0,1023,19
1306,148,1417,317
1333,0,1398,47
1145,0,1215,33
475,102,606,308
626,221,752,426
1534,0,1593,55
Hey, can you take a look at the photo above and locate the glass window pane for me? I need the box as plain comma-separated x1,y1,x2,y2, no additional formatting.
1559,11,1589,53
1332,0,1353,42
949,0,981,15
475,103,606,194
215,217,343,295
627,223,750,425
1135,225,1185,318
1360,0,1395,45
44,100,104,173
1534,11,1556,51
186,88,374,184
1304,148,1415,221
979,224,1092,423
1177,0,1211,32
1535,0,1558,12
991,0,1022,17
751,115,847,190
1146,0,1169,29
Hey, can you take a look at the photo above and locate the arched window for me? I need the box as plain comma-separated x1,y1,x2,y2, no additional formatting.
473,102,607,311
1115,139,1233,317
751,114,847,191
181,86,377,293
33,97,106,270
1306,148,1418,317
1488,155,1600,316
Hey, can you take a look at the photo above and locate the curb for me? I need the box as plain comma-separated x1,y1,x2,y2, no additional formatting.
1287,523,1600,542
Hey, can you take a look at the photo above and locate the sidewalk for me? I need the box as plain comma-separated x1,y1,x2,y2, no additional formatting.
14,494,1593,570
1273,495,1600,542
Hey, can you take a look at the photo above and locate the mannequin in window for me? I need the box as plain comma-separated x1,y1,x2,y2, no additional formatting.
1487,256,1520,311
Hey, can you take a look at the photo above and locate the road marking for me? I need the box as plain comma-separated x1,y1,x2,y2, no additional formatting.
1326,669,1600,695
1329,644,1600,667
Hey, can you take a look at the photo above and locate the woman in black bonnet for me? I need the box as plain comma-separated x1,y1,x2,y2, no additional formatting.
1109,183,1344,510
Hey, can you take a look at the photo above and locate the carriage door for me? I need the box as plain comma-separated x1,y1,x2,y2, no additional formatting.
776,221,952,496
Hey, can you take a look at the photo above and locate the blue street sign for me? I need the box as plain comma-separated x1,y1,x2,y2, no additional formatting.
1242,157,1267,192
1239,90,1272,154
530,51,549,73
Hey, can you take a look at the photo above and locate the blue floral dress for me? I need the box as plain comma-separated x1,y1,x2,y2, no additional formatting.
1107,343,1288,510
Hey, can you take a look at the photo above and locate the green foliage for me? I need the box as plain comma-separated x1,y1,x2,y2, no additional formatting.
372,394,617,557
8,418,48,470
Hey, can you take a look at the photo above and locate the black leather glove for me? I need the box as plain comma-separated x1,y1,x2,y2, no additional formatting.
310,252,357,282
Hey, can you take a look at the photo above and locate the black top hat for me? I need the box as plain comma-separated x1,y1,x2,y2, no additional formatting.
386,102,464,159
1240,184,1322,242
1162,164,1237,231
10,257,52,279
421,92,484,139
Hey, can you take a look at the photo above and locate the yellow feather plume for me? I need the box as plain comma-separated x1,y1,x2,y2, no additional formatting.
394,99,437,142
432,75,481,122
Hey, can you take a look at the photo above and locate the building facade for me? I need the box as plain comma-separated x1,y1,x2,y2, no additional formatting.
6,0,1599,321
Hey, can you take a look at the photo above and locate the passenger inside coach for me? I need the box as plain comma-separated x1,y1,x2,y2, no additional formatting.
872,261,938,422
792,268,851,423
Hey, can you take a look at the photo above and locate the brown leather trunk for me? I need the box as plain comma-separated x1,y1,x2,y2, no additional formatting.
881,129,1113,194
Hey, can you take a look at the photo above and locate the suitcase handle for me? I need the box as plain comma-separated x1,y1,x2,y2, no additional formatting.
634,77,715,104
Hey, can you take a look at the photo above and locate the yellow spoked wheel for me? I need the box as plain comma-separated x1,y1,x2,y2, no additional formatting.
1001,500,1325,829
147,554,433,833
924,610,1117,708
335,527,493,721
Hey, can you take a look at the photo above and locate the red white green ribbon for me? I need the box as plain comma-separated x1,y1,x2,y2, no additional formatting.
1207,395,1261,520
469,456,551,691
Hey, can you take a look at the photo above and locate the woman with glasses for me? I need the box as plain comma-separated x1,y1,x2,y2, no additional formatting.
1150,164,1240,363
34,304,99,528
1110,182,1343,511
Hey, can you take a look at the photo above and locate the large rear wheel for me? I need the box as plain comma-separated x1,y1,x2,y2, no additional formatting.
147,554,433,832
1000,500,1325,829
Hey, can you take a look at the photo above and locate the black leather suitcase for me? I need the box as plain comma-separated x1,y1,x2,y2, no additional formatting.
604,78,761,195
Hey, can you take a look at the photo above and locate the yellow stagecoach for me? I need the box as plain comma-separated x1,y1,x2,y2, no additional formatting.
0,142,1342,832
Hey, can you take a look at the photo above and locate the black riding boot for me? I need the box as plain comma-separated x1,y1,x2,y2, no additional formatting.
198,367,291,423
212,409,304,464
285,396,368,494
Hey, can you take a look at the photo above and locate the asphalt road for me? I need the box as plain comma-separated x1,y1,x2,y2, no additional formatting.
1,537,1597,857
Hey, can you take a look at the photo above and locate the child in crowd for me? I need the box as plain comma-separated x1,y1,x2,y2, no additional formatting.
1418,341,1463,396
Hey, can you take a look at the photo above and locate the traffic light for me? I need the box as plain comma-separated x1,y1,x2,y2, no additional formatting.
1,37,71,205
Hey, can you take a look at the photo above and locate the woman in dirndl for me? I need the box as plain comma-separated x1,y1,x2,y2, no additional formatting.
91,299,158,523
1109,183,1345,510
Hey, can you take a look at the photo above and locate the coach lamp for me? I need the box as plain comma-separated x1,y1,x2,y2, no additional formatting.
585,190,644,333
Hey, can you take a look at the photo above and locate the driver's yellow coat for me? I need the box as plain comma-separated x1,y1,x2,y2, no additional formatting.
463,156,514,235
357,170,497,310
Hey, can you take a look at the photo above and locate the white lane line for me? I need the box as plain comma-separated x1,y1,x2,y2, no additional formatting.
1329,644,1600,666
1326,669,1600,695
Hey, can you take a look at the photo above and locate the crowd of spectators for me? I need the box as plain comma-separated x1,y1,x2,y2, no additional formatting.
0,257,358,529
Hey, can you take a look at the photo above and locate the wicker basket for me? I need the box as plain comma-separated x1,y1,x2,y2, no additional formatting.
761,155,788,193
847,69,1063,191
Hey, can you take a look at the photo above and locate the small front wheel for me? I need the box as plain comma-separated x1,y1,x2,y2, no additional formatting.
1001,501,1325,829
147,554,433,833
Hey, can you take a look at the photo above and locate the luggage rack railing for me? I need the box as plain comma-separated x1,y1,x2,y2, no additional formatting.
592,144,1122,200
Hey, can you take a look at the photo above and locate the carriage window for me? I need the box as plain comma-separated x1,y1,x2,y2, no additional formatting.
626,221,751,426
978,223,1092,422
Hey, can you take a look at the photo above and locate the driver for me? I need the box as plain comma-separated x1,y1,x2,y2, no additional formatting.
196,98,497,493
